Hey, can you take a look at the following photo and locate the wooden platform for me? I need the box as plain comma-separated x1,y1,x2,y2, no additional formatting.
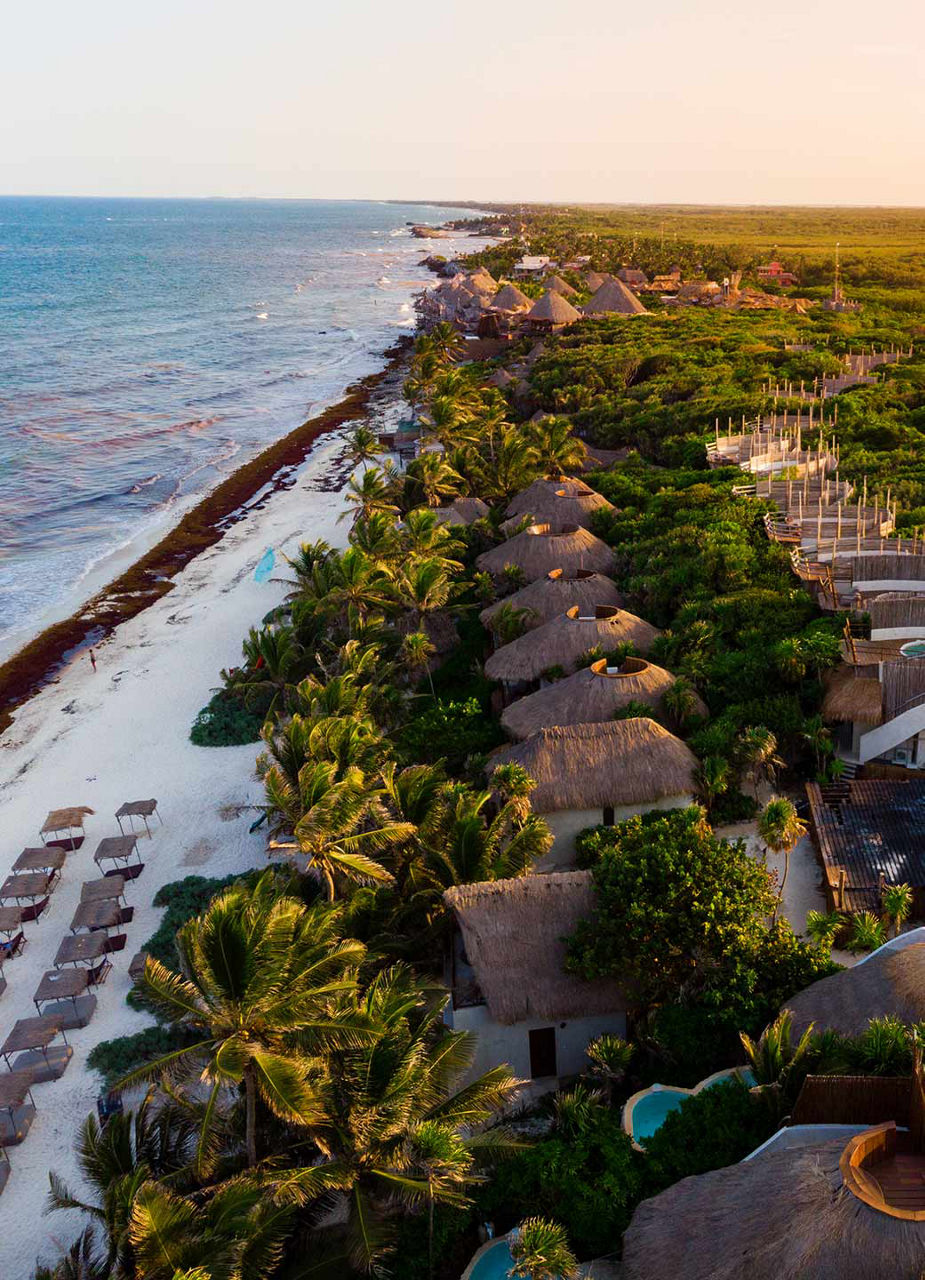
0,1106,34,1147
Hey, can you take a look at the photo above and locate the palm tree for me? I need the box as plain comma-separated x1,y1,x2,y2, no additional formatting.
662,675,702,729
299,967,519,1275
400,507,464,570
407,452,465,508
736,726,783,800
341,466,399,523
227,626,304,720
276,540,332,600
427,321,466,363
394,557,457,633
487,602,534,646
805,908,844,949
739,1009,815,1103
586,1033,634,1104
774,636,807,683
347,425,381,467
400,630,436,697
128,874,364,1167
800,714,833,778
349,511,401,567
757,796,807,915
510,1218,577,1280
847,910,887,953
527,416,588,478
695,755,730,817
323,548,396,625
882,882,913,938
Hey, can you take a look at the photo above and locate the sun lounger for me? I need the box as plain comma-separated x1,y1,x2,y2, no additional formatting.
104,933,127,953
0,934,25,962
0,1070,36,1147
2,1016,73,1080
19,896,50,924
86,958,112,987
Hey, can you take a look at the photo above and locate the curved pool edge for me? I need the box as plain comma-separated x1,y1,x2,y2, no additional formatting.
461,1235,511,1280
622,1067,753,1151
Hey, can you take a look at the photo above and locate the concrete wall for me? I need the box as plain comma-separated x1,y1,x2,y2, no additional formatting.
536,794,694,871
859,706,925,764
448,1002,626,1089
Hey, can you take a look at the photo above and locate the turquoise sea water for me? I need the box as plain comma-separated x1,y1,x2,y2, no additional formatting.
0,197,485,650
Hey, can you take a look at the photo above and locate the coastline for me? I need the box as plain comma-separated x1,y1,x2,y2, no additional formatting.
0,340,412,735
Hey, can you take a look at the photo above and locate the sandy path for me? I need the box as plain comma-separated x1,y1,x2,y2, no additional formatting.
0,427,357,1276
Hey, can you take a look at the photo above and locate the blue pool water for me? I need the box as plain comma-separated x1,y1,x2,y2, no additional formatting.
631,1070,756,1143
468,1240,515,1279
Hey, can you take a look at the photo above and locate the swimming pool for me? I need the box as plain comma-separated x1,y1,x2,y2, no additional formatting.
623,1067,756,1148
464,1239,515,1280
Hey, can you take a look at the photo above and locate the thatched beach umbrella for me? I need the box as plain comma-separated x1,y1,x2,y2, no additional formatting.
485,606,661,684
476,524,616,582
622,1132,925,1280
503,477,614,532
489,282,533,313
444,871,627,1024
525,290,583,331
583,277,649,316
821,666,884,725
787,941,925,1038
432,496,491,527
500,656,704,740
480,570,624,633
544,273,579,298
488,719,697,814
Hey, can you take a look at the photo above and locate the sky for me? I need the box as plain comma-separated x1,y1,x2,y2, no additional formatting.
2,0,924,204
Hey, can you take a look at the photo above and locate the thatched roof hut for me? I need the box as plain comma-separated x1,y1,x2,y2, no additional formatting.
444,872,626,1024
822,666,883,725
485,606,660,683
467,266,499,295
476,524,616,582
489,282,532,314
544,273,578,298
525,290,582,330
503,478,614,531
787,941,925,1039
500,656,700,740
486,368,516,390
432,496,491,527
617,268,648,287
488,719,697,813
583,278,649,316
584,270,610,291
622,1132,925,1280
479,570,624,633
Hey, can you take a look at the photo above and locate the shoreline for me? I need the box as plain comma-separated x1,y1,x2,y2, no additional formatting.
0,339,412,735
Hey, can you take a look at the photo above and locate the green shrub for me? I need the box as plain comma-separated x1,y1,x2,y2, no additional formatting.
190,687,269,747
396,697,504,774
87,1023,202,1087
642,1080,777,1186
143,873,248,964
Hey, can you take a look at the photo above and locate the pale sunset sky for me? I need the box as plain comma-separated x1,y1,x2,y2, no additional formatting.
2,0,923,203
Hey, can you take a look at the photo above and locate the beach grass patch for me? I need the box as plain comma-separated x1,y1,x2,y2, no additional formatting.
190,686,268,746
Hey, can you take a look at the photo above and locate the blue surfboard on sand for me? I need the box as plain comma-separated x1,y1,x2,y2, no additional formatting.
255,547,275,582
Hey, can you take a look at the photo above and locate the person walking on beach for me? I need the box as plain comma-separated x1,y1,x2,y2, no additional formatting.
89,649,97,673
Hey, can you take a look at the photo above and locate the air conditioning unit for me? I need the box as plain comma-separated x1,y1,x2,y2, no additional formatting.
893,748,910,766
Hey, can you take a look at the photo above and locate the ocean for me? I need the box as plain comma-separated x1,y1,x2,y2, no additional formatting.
0,197,489,657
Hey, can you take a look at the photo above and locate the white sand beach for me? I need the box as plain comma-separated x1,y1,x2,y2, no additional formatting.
0,421,361,1275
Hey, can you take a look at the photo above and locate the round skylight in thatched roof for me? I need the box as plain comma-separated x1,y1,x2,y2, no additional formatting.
488,718,697,813
621,1131,925,1280
500,655,699,740
479,571,624,633
485,606,660,684
475,524,616,583
503,478,613,532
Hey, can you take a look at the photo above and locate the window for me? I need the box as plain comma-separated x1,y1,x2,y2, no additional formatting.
528,1026,558,1079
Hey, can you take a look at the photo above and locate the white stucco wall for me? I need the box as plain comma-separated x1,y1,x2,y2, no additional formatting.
536,794,694,871
447,1002,626,1088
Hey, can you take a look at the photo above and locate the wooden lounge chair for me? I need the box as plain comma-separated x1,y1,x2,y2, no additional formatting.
87,959,112,988
117,906,135,926
105,863,144,882
0,934,25,962
20,897,49,923
104,933,127,954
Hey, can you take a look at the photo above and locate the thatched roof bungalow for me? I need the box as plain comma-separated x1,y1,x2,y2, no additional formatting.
503,477,614,531
543,273,578,298
444,872,627,1089
486,368,516,390
489,282,532,314
617,267,648,288
432,496,491,527
583,278,649,317
500,656,705,740
485,606,660,685
622,1125,925,1280
479,570,624,634
524,290,582,333
476,524,616,583
488,720,698,868
787,938,925,1039
584,270,610,291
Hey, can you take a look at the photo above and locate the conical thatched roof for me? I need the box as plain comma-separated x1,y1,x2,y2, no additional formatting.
583,278,649,316
444,871,627,1024
490,282,532,313
480,570,624,633
503,478,614,532
822,666,883,725
486,368,516,389
488,719,697,813
466,266,499,294
485,606,660,683
544,273,578,298
476,524,616,582
525,290,582,326
500,657,703,740
622,1133,925,1280
584,270,610,291
787,941,925,1039
432,495,491,527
